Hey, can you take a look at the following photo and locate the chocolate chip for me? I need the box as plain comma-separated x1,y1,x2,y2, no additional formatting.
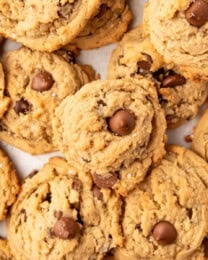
108,109,136,136
55,50,76,64
203,237,208,256
52,217,79,239
137,52,153,75
92,173,117,189
137,61,152,75
153,68,166,82
93,186,103,200
161,73,186,88
95,4,109,18
31,71,54,92
14,98,30,115
44,192,51,203
142,52,153,64
185,0,208,27
152,221,177,245
186,208,193,219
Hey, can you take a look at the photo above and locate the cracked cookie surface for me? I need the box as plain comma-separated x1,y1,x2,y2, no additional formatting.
64,0,132,50
145,0,208,79
114,145,208,260
8,157,123,260
53,78,166,196
0,47,92,154
0,0,101,52
108,26,208,128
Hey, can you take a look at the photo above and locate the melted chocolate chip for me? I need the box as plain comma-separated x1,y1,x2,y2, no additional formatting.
203,237,208,257
92,173,118,189
185,0,208,27
137,60,152,75
161,73,186,88
52,217,79,239
108,109,136,136
31,71,54,92
14,98,30,115
152,221,177,245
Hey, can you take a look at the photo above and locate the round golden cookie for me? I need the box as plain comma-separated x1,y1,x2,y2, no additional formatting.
0,148,19,220
0,239,13,259
0,47,92,155
53,78,166,196
114,145,208,260
64,0,133,50
108,26,208,128
0,0,101,52
192,109,208,161
145,0,208,79
8,157,123,260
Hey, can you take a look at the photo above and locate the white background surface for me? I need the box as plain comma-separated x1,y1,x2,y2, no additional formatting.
0,0,205,237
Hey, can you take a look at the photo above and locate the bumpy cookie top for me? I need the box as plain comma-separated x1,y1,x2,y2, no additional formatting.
53,78,166,185
115,145,208,260
192,109,208,161
108,26,208,128
0,148,19,220
8,157,123,260
65,0,132,50
0,239,13,259
0,47,91,154
0,63,10,119
145,0,208,78
0,0,101,51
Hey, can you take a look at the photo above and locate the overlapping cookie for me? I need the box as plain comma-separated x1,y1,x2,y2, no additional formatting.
114,145,208,259
53,78,166,195
8,157,123,260
145,0,208,79
64,0,132,50
108,26,208,128
192,109,208,161
0,62,10,119
0,0,101,52
0,148,19,220
0,47,94,154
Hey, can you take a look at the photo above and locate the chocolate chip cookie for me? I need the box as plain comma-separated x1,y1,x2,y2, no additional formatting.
114,145,208,259
0,148,19,220
145,0,208,79
64,0,133,50
53,78,166,196
0,63,10,119
0,47,93,154
8,157,123,260
0,239,13,259
0,0,102,52
108,26,208,128
192,109,208,161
